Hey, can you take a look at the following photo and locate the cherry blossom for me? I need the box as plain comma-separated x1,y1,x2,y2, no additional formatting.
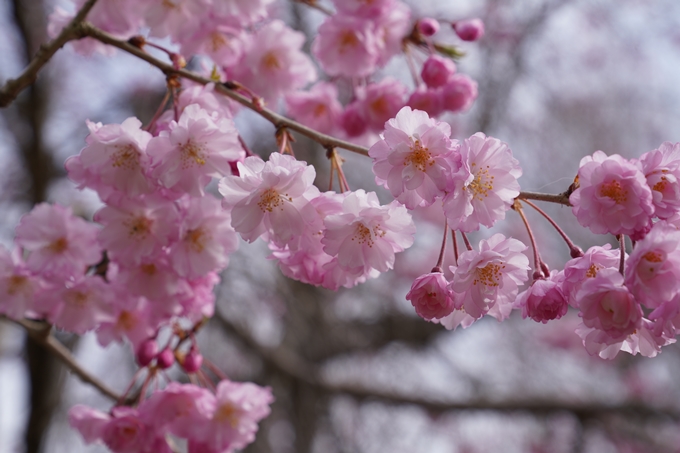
407,272,456,320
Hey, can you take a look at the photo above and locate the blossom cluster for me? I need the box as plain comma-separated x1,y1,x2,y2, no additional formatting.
70,380,273,453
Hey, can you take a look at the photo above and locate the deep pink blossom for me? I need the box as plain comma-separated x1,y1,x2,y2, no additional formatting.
515,272,568,323
421,55,457,89
449,234,530,320
407,88,444,117
638,141,680,219
570,151,654,236
442,133,522,232
15,203,102,280
441,74,478,113
453,18,485,42
322,190,416,274
407,272,456,320
361,77,408,131
562,244,621,308
624,221,680,309
369,106,460,209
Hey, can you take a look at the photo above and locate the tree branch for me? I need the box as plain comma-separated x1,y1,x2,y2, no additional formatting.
5,317,121,401
213,312,679,421
0,0,99,108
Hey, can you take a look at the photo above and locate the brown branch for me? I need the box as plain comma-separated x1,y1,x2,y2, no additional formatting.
212,312,679,421
518,190,572,206
79,23,369,157
7,317,121,401
0,0,99,108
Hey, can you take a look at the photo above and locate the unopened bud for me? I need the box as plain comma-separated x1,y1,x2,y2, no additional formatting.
453,18,485,42
182,348,203,373
421,55,457,89
157,348,175,369
417,18,440,37
135,339,158,367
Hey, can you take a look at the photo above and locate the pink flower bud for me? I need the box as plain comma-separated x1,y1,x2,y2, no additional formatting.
340,102,368,137
182,348,203,373
135,339,159,367
421,55,457,89
406,272,456,320
157,348,175,369
453,18,485,42
407,88,444,117
417,18,440,37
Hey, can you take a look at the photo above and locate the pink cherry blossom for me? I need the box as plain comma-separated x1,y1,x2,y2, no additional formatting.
372,0,412,66
407,88,444,118
48,7,116,56
421,55,457,89
148,104,244,197
219,153,318,248
312,14,381,78
360,77,408,131
638,141,680,219
69,405,110,444
577,269,642,337
169,195,239,279
211,0,275,26
441,74,478,113
143,0,205,42
180,22,244,68
624,221,680,309
322,190,416,274
95,197,179,265
562,244,621,308
96,294,155,348
331,0,392,16
570,151,654,236
15,203,102,281
406,272,456,320
369,106,461,209
66,117,154,201
340,101,369,137
449,233,530,319
515,271,568,323
442,132,522,232
285,82,343,135
0,246,44,319
197,380,273,451
228,20,316,104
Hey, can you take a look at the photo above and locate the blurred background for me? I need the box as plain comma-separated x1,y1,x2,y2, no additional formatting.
3,0,680,452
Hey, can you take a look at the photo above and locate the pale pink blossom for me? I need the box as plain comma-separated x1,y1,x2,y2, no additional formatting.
37,276,115,334
638,141,680,219
96,294,156,348
15,203,102,280
228,20,316,104
66,117,154,200
148,104,244,197
143,0,206,42
407,88,444,118
442,133,522,232
407,272,456,320
211,0,275,25
69,405,110,444
100,406,159,453
0,246,44,319
421,55,457,89
219,153,318,248
312,14,381,78
181,23,244,68
441,74,478,113
48,7,116,56
624,221,680,309
331,0,392,16
436,309,477,330
577,269,642,337
176,272,220,322
169,195,239,278
515,271,568,323
372,0,412,66
197,380,274,451
322,190,416,274
114,256,185,303
449,234,530,319
285,82,343,135
576,318,672,359
95,197,179,265
570,151,654,236
361,77,408,131
76,0,144,36
369,106,460,209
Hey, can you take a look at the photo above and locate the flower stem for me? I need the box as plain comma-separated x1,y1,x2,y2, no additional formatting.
432,219,448,272
522,198,583,258
514,200,543,278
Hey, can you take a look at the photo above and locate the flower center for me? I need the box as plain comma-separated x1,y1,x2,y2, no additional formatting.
210,32,228,52
111,145,140,170
117,311,137,330
474,262,504,287
339,30,359,52
126,216,153,238
7,275,28,296
48,237,69,253
404,139,433,172
181,140,207,167
599,180,627,204
585,263,602,278
466,163,495,200
214,403,240,428
262,51,281,70
185,228,208,253
65,290,89,308
258,188,290,213
313,103,327,117
352,223,386,247
140,263,157,275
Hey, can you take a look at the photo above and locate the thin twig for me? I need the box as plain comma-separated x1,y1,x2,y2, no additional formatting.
7,317,121,401
0,0,99,107
79,24,370,157
518,190,572,206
